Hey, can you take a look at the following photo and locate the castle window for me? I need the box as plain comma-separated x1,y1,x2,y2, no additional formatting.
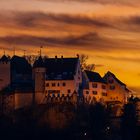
92,91,97,95
68,89,71,93
102,92,107,96
109,79,114,84
57,83,60,86
46,83,49,87
92,83,97,88
86,91,89,94
110,85,115,90
52,83,56,87
102,85,106,89
62,82,66,86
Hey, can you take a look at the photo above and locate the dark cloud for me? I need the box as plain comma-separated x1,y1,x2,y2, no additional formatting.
0,12,112,29
127,16,140,25
0,33,101,47
17,12,111,29
37,0,140,6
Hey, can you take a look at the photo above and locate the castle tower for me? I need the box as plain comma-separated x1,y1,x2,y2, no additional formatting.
0,55,11,90
33,56,46,104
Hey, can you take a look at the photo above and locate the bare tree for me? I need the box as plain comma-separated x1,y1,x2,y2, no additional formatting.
25,55,48,65
79,54,95,71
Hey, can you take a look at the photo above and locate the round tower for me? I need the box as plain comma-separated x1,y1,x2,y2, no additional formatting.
33,56,46,104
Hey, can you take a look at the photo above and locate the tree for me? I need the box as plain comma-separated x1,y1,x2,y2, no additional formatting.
79,54,95,71
25,55,48,65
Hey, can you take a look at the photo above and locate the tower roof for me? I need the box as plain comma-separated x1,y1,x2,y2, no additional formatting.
33,56,44,68
0,55,10,62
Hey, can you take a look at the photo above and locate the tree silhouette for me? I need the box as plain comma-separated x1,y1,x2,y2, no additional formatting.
121,102,137,140
79,54,95,71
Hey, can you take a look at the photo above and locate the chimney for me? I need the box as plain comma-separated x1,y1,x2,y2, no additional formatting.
76,54,79,58
55,55,57,62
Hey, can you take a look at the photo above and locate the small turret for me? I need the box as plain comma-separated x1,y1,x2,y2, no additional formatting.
33,56,46,104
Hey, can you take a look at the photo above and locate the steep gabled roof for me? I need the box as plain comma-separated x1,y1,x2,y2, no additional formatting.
0,55,10,62
11,55,32,74
103,71,126,86
85,70,106,83
44,58,79,80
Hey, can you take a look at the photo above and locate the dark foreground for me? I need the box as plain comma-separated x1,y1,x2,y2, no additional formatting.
0,103,140,140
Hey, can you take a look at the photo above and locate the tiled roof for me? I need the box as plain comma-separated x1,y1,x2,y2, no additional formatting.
45,58,79,80
85,70,106,83
33,57,79,80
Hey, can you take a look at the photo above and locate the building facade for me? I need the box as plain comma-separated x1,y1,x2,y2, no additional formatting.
103,71,130,104
83,70,107,104
33,56,82,105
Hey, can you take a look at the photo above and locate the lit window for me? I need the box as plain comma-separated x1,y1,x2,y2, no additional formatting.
52,83,56,87
92,83,97,88
110,85,115,90
46,83,49,87
68,89,71,93
92,91,97,95
62,82,66,86
102,85,106,89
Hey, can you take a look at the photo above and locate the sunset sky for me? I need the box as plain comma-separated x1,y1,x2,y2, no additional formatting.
0,0,140,94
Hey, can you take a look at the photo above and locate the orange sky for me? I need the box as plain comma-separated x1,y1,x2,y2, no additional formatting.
0,0,140,94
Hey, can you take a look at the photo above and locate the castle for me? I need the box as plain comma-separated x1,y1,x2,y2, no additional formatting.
0,54,131,114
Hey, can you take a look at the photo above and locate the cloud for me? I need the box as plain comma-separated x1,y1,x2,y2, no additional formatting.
13,12,112,28
0,33,102,47
127,16,140,25
37,0,140,6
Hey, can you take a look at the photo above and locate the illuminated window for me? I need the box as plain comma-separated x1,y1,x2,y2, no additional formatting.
92,83,97,88
92,91,97,95
52,83,56,87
